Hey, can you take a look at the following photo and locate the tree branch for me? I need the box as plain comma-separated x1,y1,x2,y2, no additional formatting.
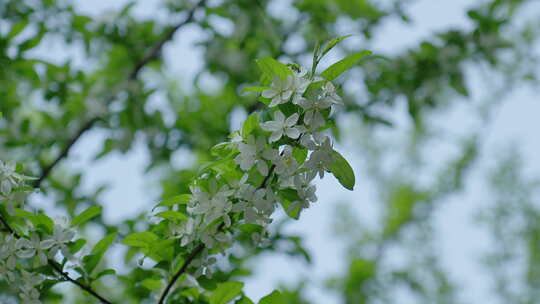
34,0,207,187
157,243,205,304
157,163,277,303
0,215,112,304
34,117,100,188
48,259,112,304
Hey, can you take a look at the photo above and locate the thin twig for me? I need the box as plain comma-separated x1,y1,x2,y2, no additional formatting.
0,215,112,303
48,259,112,304
34,0,207,187
157,243,205,304
34,117,99,188
157,162,278,303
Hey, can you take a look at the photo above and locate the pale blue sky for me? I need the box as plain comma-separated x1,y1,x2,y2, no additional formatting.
28,0,540,303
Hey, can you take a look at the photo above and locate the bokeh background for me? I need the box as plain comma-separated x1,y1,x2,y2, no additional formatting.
2,0,540,303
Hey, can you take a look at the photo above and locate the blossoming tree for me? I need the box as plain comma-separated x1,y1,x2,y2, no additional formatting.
0,37,369,302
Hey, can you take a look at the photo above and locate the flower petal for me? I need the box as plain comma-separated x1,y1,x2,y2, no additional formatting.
262,89,277,99
285,127,301,139
269,130,283,143
285,113,299,126
261,121,281,132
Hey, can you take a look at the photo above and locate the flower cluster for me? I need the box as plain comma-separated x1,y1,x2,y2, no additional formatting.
0,163,76,304
0,160,32,214
159,63,346,280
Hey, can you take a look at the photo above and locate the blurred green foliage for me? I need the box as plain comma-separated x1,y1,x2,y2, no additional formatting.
1,0,540,303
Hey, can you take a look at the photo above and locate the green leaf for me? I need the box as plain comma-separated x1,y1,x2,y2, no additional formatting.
211,142,233,158
278,189,303,219
19,34,44,52
320,50,372,81
157,194,191,208
122,232,158,248
450,73,469,96
154,211,187,221
144,239,175,262
71,205,102,227
242,113,259,137
209,281,245,304
321,35,352,58
238,224,263,234
95,269,116,279
327,150,355,190
279,200,301,220
241,86,270,94
256,57,292,81
292,147,308,164
259,290,285,304
69,239,87,255
141,278,162,291
14,208,34,220
236,297,255,304
8,20,29,40
84,232,117,274
31,214,54,234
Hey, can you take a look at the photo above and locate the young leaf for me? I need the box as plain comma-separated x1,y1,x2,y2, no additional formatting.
241,86,270,94
95,269,116,279
84,232,117,274
209,281,245,304
320,50,372,81
144,239,175,262
8,20,29,40
69,239,87,255
31,213,54,234
236,297,255,304
154,211,188,221
258,290,285,304
157,194,192,208
122,232,158,248
211,142,234,158
292,147,308,164
141,278,162,291
256,57,292,81
327,150,355,190
242,113,260,137
71,205,102,227
321,35,352,58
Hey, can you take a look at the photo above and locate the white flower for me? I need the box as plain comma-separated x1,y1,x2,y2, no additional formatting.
0,161,18,195
273,146,299,178
0,160,32,197
0,234,19,269
261,111,302,142
303,137,334,180
253,188,276,215
234,136,270,175
229,131,243,146
189,182,235,226
299,97,331,129
192,254,217,278
321,82,342,105
262,73,310,107
294,174,317,203
0,260,16,282
172,217,201,247
262,76,295,107
16,234,54,266
42,225,75,260
19,270,44,304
